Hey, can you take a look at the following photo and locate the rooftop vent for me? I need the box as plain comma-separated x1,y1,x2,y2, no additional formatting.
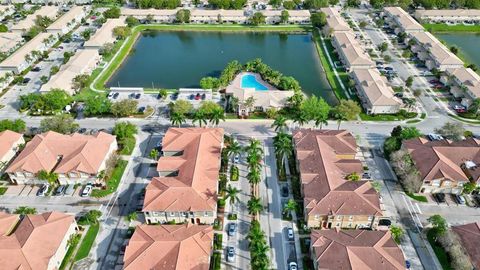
465,160,477,169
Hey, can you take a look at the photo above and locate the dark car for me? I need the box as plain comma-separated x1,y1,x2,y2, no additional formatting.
190,94,195,100
227,223,237,236
433,193,446,203
32,67,41,72
281,186,289,197
195,93,201,100
170,93,178,100
138,107,146,113
22,78,31,84
384,67,394,71
78,128,87,134
201,93,206,100
54,185,66,196
113,92,119,99
135,93,141,99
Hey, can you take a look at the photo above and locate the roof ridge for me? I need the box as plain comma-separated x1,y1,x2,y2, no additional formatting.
372,232,405,269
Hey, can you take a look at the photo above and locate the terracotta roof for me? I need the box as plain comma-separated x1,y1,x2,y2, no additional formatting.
144,128,223,212
124,224,213,270
452,222,480,269
311,229,405,269
0,211,75,270
0,212,19,236
0,130,22,161
293,129,382,216
6,131,116,175
403,137,480,183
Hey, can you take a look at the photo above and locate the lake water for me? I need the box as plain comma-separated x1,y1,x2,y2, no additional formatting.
436,33,480,68
106,31,336,104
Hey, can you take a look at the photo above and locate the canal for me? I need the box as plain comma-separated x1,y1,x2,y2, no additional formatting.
106,30,336,104
436,33,480,68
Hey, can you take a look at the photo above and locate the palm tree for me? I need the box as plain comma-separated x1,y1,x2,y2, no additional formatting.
243,96,256,113
226,140,242,161
247,167,261,195
209,108,225,127
192,110,207,127
37,170,58,185
271,115,287,132
125,212,137,222
170,112,185,127
225,185,240,212
245,139,263,157
14,206,37,215
230,96,239,113
273,132,293,174
247,196,263,219
315,115,328,129
149,149,159,160
333,111,348,130
293,112,308,128
247,152,262,172
283,199,297,218
346,172,360,181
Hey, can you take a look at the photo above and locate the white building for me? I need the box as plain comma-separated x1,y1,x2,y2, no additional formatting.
0,33,23,53
383,7,424,34
46,6,91,35
415,9,480,24
11,6,59,33
261,10,310,24
84,18,126,49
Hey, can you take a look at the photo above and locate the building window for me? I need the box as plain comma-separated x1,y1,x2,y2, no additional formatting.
335,222,340,227
368,216,373,221
181,212,187,217
349,216,353,221
169,212,175,217
68,172,77,178
336,216,342,220
25,172,33,177
204,211,209,217
348,223,352,228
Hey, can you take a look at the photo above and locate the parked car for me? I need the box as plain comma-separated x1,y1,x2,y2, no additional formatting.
189,94,195,100
281,186,289,197
113,92,119,99
433,193,446,203
406,260,411,269
455,194,466,205
362,172,371,179
135,93,141,99
54,185,66,196
454,105,467,113
226,246,235,263
227,223,237,236
195,93,201,100
384,66,394,71
427,133,444,141
65,184,75,196
233,154,240,163
201,93,206,100
289,262,298,270
107,92,114,98
138,107,146,113
287,228,294,240
81,183,93,197
22,78,31,84
78,128,87,134
37,184,49,197
32,67,41,72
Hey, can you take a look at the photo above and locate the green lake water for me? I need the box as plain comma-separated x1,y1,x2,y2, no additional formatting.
436,33,480,68
106,30,336,104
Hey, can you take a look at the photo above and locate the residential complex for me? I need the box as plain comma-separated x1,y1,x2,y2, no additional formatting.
332,31,374,71
403,137,480,194
40,49,100,94
0,130,24,171
84,18,126,49
11,5,59,33
350,68,402,114
0,211,77,270
310,230,406,269
293,129,383,229
46,6,90,35
0,32,57,74
442,67,480,108
452,222,480,269
0,33,23,53
6,131,117,185
143,128,223,225
414,9,480,23
320,7,351,36
123,224,213,269
383,6,424,34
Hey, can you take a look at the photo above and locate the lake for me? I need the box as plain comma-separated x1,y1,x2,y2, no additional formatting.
106,30,336,104
436,33,480,68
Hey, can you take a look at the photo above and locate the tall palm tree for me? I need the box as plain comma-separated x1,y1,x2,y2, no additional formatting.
271,115,287,132
225,185,240,212
230,96,239,113
247,152,262,172
192,110,207,127
333,111,348,130
315,115,328,129
283,199,297,218
273,132,293,174
247,196,263,219
226,140,241,161
293,112,308,128
209,108,225,127
247,167,261,195
245,139,263,156
170,112,185,127
243,96,256,114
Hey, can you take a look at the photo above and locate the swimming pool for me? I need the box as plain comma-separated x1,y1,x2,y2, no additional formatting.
241,74,268,91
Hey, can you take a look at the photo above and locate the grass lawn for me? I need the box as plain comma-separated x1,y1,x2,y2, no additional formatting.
213,233,223,250
424,23,480,33
91,160,128,198
427,229,453,270
59,234,80,270
0,187,7,195
210,252,221,270
119,137,136,155
92,24,311,92
406,192,428,203
312,30,349,100
74,223,100,262
360,112,417,121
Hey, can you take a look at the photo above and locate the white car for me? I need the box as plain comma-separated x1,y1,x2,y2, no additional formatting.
287,228,294,240
226,246,235,263
233,154,240,163
289,262,298,270
81,183,93,197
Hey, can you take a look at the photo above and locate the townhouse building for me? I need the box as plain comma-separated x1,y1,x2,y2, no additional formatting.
143,128,224,225
11,5,59,34
403,137,480,194
120,8,177,23
0,130,24,171
332,31,375,71
415,9,480,24
0,33,23,54
383,6,424,34
6,131,117,185
46,6,91,35
441,67,480,108
320,7,351,36
84,18,126,49
350,68,402,114
452,222,480,269
293,129,383,229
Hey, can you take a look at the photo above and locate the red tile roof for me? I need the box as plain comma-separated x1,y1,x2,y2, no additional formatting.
0,212,75,270
293,129,382,216
144,128,223,212
0,130,22,161
0,212,19,236
404,137,480,183
311,229,405,269
6,131,116,175
124,224,213,270
452,222,480,269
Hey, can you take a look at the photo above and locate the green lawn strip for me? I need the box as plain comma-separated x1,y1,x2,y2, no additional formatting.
92,24,311,92
0,187,7,195
406,192,428,203
312,30,348,100
91,160,128,198
448,113,480,124
59,234,80,270
210,252,221,270
427,229,453,270
406,119,422,124
119,137,136,155
74,223,100,262
424,23,480,33
360,112,417,121
213,233,223,250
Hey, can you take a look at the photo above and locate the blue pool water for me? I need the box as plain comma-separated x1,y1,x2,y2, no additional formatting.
241,74,268,91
